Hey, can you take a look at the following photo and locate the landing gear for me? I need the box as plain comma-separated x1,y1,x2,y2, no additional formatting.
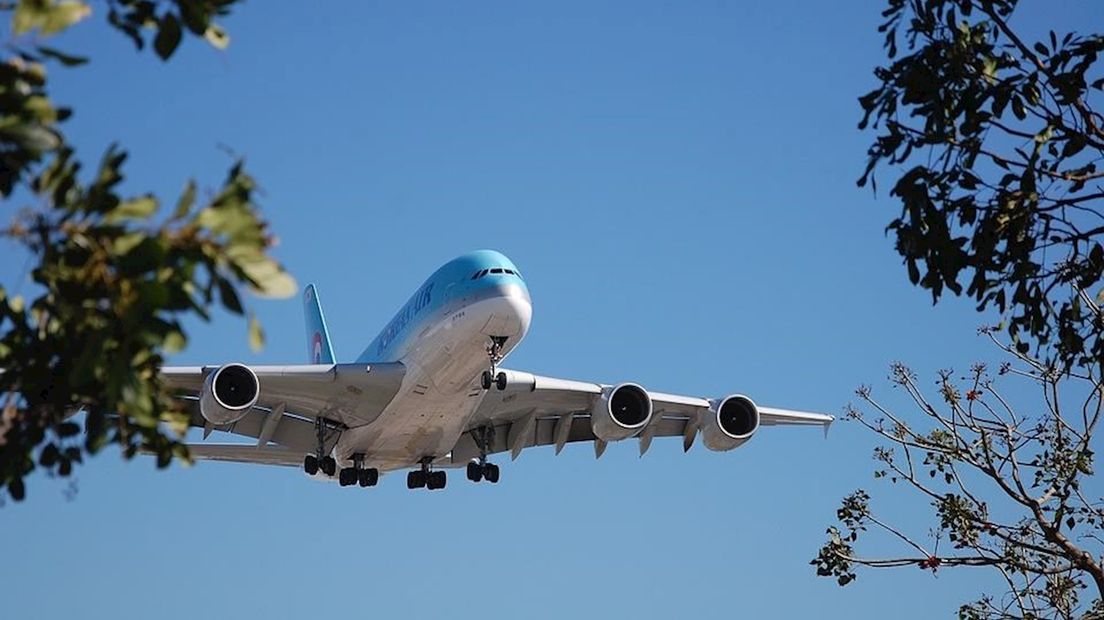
467,460,500,483
304,416,339,477
304,453,337,476
467,426,501,484
340,454,378,488
481,336,509,391
407,458,446,491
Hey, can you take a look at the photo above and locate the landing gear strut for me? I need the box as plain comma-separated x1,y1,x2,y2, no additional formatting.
407,457,446,491
481,336,509,391
304,417,337,476
467,426,501,484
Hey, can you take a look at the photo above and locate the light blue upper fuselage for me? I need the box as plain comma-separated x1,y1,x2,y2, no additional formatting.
357,250,529,363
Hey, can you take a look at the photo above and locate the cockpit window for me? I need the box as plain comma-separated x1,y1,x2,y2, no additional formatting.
491,268,504,274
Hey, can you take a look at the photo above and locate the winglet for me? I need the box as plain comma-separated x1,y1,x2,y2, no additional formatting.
303,284,336,364
824,416,835,439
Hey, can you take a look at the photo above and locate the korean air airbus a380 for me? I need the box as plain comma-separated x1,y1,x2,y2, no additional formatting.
163,250,832,490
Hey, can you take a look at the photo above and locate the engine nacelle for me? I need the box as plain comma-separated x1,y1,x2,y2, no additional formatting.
591,383,653,442
199,363,260,425
701,394,760,452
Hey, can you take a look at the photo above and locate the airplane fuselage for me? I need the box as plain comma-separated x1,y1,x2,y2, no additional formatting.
338,250,532,470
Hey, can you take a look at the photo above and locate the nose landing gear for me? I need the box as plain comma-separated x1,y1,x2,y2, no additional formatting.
481,336,509,391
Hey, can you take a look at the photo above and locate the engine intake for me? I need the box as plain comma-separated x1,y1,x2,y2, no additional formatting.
591,383,653,442
199,363,260,425
702,394,760,452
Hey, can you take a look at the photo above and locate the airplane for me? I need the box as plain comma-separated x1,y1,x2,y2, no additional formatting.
163,250,833,491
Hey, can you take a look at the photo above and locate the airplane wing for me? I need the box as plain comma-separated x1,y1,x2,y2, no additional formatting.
447,369,833,464
161,363,405,461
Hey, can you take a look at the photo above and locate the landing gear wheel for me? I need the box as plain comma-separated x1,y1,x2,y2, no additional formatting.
359,468,379,487
426,470,447,490
320,456,337,477
481,371,493,391
495,372,508,391
303,455,319,475
407,470,426,489
467,461,483,482
338,467,357,487
483,462,500,484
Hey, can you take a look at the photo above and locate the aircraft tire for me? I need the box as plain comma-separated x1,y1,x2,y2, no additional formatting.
484,463,500,484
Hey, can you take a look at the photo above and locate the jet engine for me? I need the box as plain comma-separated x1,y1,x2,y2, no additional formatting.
701,394,760,451
591,383,653,442
199,363,260,425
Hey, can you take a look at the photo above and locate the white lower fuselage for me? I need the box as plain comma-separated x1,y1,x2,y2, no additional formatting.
335,283,532,471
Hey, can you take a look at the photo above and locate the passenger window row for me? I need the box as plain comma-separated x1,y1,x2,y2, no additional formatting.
471,267,521,280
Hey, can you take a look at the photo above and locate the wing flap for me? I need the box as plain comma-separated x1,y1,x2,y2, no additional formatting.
187,444,305,468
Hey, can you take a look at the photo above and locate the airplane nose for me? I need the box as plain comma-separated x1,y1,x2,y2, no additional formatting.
482,280,530,304
477,281,532,338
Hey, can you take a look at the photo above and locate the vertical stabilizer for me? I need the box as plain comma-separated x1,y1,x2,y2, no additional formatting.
303,284,336,364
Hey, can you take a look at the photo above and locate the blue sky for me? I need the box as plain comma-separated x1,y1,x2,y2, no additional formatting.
3,2,1101,618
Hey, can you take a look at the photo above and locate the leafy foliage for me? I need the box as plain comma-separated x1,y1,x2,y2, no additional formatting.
0,0,295,501
814,334,1104,619
859,0,1104,372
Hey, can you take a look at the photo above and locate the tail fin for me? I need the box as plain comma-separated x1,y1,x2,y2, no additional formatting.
303,284,336,364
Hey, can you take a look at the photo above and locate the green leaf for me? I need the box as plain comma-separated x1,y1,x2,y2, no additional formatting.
0,123,62,153
237,255,297,299
153,12,183,61
111,231,145,256
105,195,158,223
217,278,244,315
204,23,230,49
36,45,89,66
44,1,90,34
163,329,187,354
248,313,264,352
172,180,196,220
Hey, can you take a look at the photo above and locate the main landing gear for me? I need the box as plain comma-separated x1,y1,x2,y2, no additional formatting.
480,336,509,391
407,457,447,491
303,418,337,476
466,461,500,483
466,426,501,484
339,454,379,488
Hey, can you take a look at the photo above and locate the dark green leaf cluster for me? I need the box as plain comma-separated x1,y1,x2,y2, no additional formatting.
860,0,1104,373
104,0,236,60
0,0,295,501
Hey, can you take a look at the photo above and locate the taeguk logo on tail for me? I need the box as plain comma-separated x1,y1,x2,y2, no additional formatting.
312,331,323,363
